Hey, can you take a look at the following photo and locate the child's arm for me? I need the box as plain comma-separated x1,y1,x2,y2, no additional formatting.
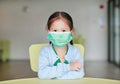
38,49,70,79
59,48,85,79
58,60,84,79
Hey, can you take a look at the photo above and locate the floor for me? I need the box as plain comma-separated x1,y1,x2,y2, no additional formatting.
0,60,120,81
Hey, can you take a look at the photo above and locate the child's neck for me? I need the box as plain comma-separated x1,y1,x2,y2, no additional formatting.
54,45,68,63
54,45,67,57
54,45,67,53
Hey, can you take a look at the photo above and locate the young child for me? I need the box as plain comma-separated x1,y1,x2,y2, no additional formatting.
38,11,84,79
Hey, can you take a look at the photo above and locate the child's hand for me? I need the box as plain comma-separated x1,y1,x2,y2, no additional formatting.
70,60,82,71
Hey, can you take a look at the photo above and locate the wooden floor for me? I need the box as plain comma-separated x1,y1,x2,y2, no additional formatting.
0,60,120,81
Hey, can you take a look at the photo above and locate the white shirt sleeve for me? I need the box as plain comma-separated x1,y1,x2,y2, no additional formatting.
58,70,84,79
58,47,85,79
38,47,71,79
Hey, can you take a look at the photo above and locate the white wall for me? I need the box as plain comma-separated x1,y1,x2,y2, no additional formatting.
0,0,108,61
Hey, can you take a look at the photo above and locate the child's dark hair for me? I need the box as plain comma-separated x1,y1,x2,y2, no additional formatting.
47,11,74,45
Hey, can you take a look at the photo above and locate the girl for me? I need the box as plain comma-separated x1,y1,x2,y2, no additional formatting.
38,11,84,79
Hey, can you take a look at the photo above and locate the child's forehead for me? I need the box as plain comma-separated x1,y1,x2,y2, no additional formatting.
50,19,70,28
52,19,68,25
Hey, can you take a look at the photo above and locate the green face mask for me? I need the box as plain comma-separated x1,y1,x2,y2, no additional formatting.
47,32,73,47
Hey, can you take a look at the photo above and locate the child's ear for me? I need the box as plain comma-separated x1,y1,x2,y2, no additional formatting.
46,27,49,32
71,29,75,35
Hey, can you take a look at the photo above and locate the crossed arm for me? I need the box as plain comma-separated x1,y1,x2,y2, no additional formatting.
38,48,84,79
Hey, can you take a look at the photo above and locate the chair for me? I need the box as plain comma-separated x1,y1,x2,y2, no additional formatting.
0,40,10,62
29,43,84,72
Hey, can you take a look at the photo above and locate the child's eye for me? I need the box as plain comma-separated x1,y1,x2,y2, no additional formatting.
53,30,57,32
62,30,66,32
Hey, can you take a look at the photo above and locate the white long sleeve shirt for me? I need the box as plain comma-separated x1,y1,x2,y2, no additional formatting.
38,44,84,79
